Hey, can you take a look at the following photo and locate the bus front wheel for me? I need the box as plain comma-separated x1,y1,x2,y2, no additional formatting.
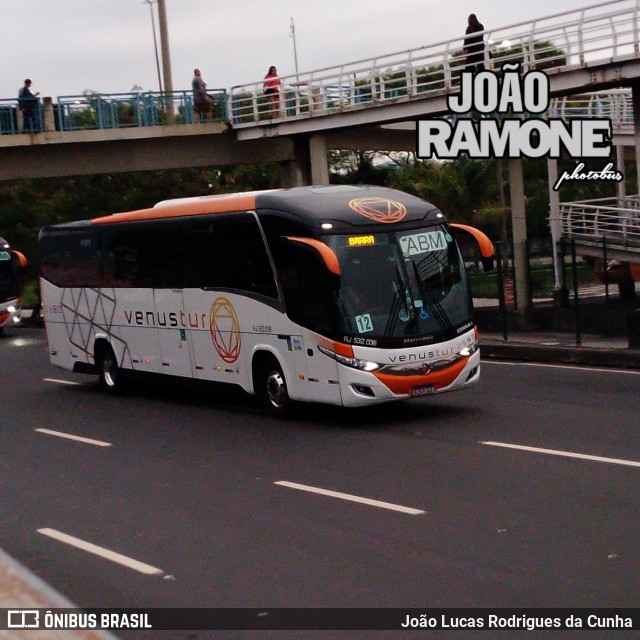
97,344,125,395
257,356,292,418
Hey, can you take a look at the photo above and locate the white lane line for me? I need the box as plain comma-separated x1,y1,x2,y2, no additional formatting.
482,361,640,375
481,441,640,468
35,428,112,448
37,528,164,575
43,378,83,386
274,481,425,515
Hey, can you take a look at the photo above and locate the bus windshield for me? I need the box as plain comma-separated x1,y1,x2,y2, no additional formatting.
0,251,18,303
324,224,472,346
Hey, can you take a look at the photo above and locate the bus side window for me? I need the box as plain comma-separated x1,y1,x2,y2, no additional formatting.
41,231,101,287
0,251,17,299
103,226,170,288
190,216,277,298
103,232,138,287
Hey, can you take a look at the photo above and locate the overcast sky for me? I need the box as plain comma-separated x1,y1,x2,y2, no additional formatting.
0,0,611,99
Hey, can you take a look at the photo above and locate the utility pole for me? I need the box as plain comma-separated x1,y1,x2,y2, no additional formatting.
143,0,163,93
290,17,300,81
157,0,174,117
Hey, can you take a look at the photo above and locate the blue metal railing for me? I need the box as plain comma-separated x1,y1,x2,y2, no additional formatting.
56,89,227,131
0,90,227,134
0,98,43,134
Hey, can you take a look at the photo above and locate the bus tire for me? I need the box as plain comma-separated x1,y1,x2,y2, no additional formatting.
257,356,292,418
97,344,125,395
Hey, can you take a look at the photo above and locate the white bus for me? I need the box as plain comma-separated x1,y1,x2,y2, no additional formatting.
39,185,494,415
0,236,28,336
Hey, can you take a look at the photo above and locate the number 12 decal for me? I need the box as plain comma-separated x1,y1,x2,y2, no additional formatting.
355,313,373,334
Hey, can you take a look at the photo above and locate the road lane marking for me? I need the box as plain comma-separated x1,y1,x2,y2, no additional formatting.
482,361,640,375
274,481,425,515
37,528,164,575
35,428,112,448
43,378,83,386
481,441,640,468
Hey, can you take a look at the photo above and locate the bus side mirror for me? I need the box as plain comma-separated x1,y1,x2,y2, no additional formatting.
481,255,494,272
284,236,341,288
12,250,28,268
449,223,494,272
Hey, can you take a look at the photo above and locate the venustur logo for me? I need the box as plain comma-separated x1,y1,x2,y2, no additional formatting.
349,197,407,223
209,297,242,363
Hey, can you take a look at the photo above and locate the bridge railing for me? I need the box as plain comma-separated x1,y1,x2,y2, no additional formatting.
550,89,634,133
0,98,43,134
560,195,640,252
56,90,227,131
229,0,640,126
0,90,228,134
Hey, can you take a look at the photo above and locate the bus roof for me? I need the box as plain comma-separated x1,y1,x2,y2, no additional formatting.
51,185,444,231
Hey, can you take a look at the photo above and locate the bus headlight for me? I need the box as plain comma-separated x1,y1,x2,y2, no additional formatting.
458,342,478,358
318,346,380,371
7,305,16,313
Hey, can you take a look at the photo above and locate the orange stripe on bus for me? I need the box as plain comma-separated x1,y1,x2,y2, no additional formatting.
372,357,468,395
331,341,354,358
91,193,260,225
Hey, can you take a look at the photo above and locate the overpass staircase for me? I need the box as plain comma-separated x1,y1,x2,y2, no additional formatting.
559,195,640,262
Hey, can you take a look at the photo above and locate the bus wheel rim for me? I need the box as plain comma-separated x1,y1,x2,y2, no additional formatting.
103,355,116,387
266,371,286,408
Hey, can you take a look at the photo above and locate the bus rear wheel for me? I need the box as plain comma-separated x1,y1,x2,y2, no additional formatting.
97,344,125,395
257,356,292,418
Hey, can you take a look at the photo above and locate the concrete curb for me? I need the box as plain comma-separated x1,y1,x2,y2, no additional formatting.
0,547,117,638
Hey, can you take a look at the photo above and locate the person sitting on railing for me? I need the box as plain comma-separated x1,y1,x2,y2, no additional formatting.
263,66,281,116
192,68,212,122
463,14,485,73
18,78,40,132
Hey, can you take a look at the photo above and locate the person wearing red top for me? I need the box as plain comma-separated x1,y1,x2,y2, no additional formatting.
263,65,281,115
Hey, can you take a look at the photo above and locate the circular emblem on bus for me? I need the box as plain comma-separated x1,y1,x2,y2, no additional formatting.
419,363,430,375
348,197,407,224
209,297,242,363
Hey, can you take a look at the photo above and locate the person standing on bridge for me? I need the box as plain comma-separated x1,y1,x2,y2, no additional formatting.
263,66,281,116
192,68,212,122
18,78,40,132
463,14,485,73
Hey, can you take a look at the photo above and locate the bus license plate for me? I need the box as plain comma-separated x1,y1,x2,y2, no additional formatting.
412,384,436,397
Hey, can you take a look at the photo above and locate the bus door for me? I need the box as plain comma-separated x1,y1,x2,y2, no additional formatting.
280,237,342,405
152,287,194,378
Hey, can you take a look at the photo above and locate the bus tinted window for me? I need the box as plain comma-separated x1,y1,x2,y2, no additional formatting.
186,216,277,298
101,215,277,297
40,230,101,287
0,251,18,302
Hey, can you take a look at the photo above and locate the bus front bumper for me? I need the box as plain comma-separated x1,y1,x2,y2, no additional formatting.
0,304,21,329
339,349,481,407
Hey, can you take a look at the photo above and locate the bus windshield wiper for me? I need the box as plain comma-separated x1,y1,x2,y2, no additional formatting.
383,284,403,338
411,260,452,331
384,267,415,338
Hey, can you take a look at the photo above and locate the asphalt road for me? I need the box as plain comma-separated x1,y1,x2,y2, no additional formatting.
1,328,640,638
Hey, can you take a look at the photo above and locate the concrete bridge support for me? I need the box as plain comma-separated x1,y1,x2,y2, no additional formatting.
547,157,567,302
279,134,330,188
635,82,640,192
616,145,627,203
508,157,532,313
